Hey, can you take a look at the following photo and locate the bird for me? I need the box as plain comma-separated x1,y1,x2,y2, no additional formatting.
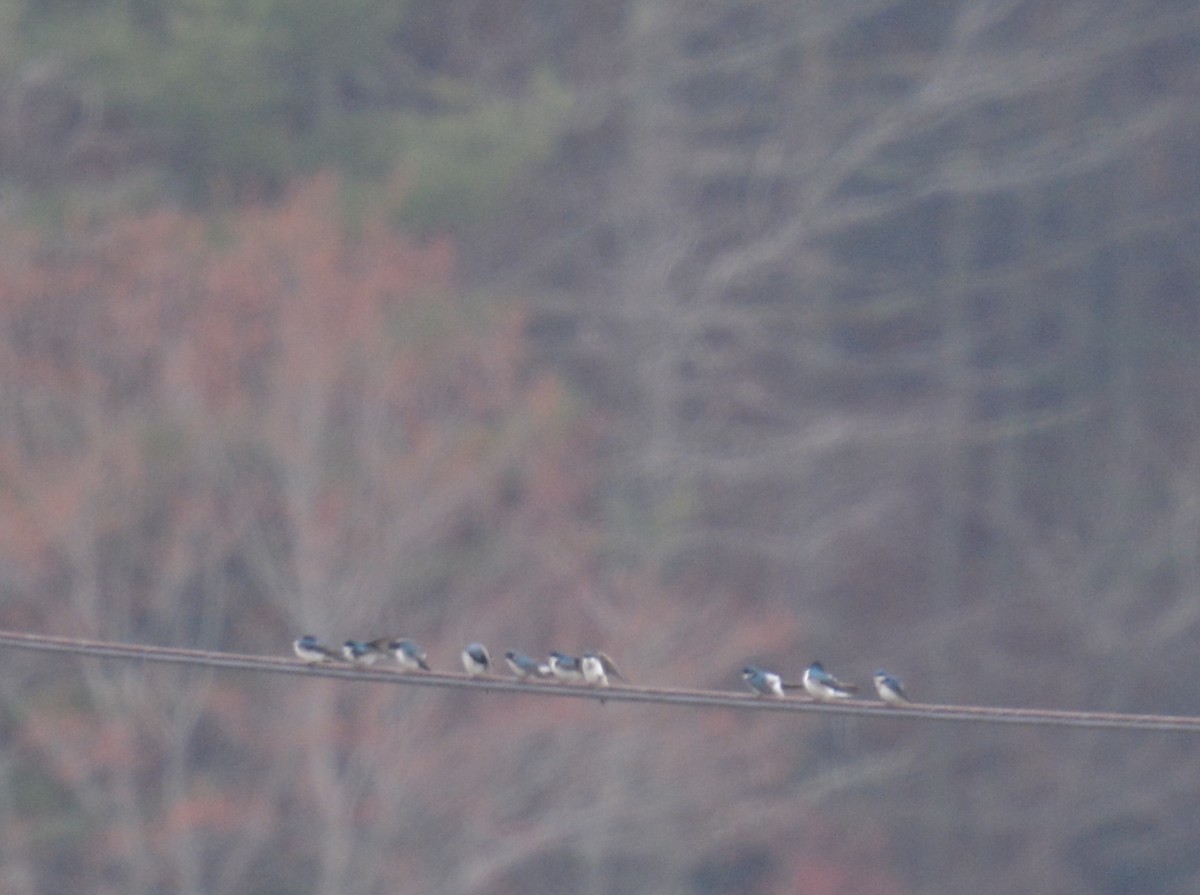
505,650,551,680
293,635,340,665
548,651,585,682
873,669,910,705
461,642,491,677
803,661,858,700
742,664,785,697
342,639,386,665
389,639,431,672
581,650,627,687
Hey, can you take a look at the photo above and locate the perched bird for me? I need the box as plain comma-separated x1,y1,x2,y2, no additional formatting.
505,650,551,680
873,669,911,705
389,639,431,672
293,635,340,665
742,665,786,697
803,661,858,701
461,642,491,677
581,650,627,687
548,651,585,682
343,639,386,665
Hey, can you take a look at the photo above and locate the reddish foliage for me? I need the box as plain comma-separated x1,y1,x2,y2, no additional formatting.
0,174,648,889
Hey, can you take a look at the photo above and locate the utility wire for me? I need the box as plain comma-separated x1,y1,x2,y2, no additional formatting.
1,628,1196,733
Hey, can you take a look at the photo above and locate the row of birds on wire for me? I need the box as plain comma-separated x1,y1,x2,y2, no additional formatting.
293,635,912,705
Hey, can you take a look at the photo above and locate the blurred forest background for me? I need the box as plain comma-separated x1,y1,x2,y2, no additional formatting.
0,0,1198,893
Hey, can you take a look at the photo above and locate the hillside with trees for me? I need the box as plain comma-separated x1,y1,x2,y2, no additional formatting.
0,1,1199,893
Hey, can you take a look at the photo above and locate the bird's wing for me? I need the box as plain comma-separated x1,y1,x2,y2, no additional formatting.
816,667,857,692
597,651,628,682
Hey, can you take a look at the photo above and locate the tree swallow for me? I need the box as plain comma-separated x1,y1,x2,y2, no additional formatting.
293,635,340,665
873,669,910,705
343,639,387,665
461,642,491,677
343,633,384,662
581,650,627,687
389,639,431,672
505,650,551,679
803,661,858,700
742,664,785,697
548,652,585,682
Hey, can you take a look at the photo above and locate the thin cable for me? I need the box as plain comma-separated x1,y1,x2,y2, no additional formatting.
0,628,1196,732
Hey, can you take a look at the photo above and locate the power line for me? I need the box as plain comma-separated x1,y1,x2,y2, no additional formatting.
0,628,1196,732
